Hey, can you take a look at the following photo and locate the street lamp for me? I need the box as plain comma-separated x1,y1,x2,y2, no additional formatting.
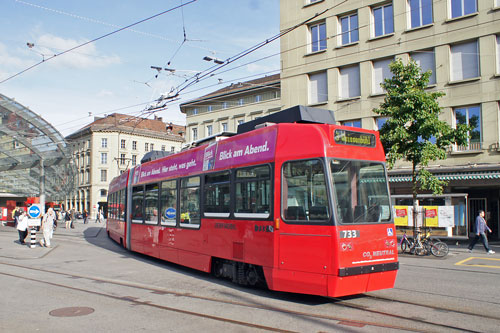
203,55,224,64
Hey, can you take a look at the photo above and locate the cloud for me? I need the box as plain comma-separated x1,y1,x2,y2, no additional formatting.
35,34,121,69
246,62,278,73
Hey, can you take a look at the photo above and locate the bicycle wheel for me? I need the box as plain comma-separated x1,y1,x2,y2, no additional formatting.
401,239,410,253
414,243,426,256
430,241,449,257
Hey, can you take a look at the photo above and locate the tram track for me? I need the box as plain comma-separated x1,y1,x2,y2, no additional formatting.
0,261,487,332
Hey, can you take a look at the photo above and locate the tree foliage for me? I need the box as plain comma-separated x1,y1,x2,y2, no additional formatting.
373,59,469,199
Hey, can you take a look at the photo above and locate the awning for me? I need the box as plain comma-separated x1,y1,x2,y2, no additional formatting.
389,171,500,183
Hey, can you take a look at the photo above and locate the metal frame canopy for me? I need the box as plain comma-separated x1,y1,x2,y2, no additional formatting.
0,93,76,201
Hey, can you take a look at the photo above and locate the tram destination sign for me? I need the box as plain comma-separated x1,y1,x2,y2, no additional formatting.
334,129,375,147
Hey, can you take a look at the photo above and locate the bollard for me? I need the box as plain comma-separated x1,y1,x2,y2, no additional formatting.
30,227,36,248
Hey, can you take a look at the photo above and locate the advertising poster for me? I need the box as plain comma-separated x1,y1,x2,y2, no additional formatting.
438,206,455,227
394,206,409,226
424,206,439,227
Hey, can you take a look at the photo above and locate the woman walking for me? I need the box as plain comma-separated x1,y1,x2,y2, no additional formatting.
40,208,56,248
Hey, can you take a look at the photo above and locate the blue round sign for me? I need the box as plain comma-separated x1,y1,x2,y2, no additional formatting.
28,205,41,218
165,207,176,219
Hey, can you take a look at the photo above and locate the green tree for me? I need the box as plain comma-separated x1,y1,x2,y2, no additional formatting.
373,59,469,222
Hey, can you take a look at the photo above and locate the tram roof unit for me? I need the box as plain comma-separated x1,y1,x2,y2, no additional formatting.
237,105,336,134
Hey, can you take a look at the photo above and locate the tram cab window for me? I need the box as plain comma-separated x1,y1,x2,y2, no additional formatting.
180,176,200,228
235,165,271,219
204,171,230,218
330,159,391,224
160,180,177,226
282,159,330,222
132,186,144,223
144,183,159,225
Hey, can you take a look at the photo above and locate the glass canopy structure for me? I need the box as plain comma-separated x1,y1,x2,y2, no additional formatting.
0,93,76,202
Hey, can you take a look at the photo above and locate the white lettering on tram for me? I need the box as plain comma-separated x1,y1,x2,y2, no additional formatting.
244,141,269,155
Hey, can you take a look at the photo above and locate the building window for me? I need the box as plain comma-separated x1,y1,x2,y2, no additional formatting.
238,119,244,125
100,169,107,182
450,40,479,81
207,125,213,136
161,145,166,151
222,122,228,132
377,117,389,130
255,95,262,102
409,0,433,28
340,13,358,45
120,153,126,165
342,120,362,128
339,65,360,99
85,170,90,184
208,105,213,112
120,139,126,149
373,3,394,37
496,35,500,74
454,105,481,150
100,189,107,197
309,21,326,52
132,155,137,166
372,58,393,95
193,108,198,115
450,0,477,19
411,49,436,85
150,143,154,151
171,146,175,152
145,143,149,152
192,128,198,141
308,72,328,104
132,141,137,150
100,152,107,164
101,138,107,148
238,98,244,106
221,102,228,109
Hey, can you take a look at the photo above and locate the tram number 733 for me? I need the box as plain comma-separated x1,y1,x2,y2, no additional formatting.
340,230,360,238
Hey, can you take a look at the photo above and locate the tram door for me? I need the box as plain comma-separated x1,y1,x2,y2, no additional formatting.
278,160,331,275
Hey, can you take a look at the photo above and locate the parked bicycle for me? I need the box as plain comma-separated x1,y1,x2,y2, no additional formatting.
400,231,414,254
400,229,449,257
421,230,449,257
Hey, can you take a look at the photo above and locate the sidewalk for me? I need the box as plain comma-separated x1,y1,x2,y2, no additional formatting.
0,219,103,260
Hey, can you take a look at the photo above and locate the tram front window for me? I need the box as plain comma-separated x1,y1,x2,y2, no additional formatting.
331,159,391,223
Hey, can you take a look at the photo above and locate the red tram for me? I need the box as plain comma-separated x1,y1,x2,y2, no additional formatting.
107,106,398,297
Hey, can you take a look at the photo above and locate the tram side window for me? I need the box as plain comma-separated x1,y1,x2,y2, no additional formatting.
160,179,177,226
282,159,330,222
144,183,159,225
132,186,144,223
235,165,271,219
110,193,116,219
119,189,126,221
204,171,230,218
180,176,200,228
331,160,391,224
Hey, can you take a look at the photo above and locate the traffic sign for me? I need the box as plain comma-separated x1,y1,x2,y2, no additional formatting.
28,204,41,219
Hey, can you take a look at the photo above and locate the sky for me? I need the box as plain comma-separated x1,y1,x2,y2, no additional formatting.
0,0,280,136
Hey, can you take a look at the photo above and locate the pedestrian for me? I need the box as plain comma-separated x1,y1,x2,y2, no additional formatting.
13,207,22,227
65,210,71,229
96,209,101,223
83,209,88,224
16,210,28,244
40,208,56,248
468,210,495,254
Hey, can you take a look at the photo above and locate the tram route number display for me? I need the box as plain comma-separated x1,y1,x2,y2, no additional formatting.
340,230,360,238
